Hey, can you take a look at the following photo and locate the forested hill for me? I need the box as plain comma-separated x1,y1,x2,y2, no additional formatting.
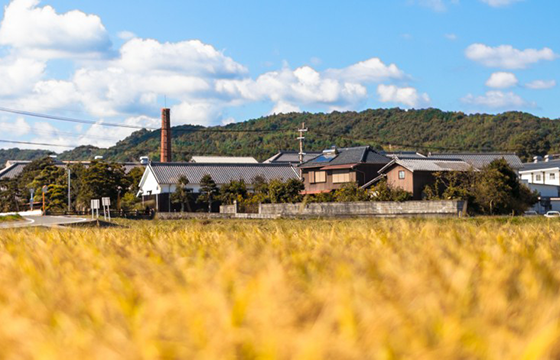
2,108,559,166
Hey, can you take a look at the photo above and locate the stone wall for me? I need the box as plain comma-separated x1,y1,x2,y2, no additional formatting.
219,204,237,214
259,201,467,217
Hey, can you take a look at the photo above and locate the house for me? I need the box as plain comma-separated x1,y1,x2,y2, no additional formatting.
518,156,560,213
519,157,560,186
426,153,523,171
264,151,322,164
137,162,300,212
371,157,473,200
297,146,390,194
190,156,259,164
0,160,143,182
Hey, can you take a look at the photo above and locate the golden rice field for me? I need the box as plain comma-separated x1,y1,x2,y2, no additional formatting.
1,218,560,359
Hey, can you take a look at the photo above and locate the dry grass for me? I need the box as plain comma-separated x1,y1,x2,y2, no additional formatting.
1,218,560,359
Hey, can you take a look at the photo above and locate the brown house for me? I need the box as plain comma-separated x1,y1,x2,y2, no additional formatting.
298,146,390,194
372,158,473,200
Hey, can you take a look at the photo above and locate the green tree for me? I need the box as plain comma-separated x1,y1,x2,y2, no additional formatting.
126,166,145,195
269,178,304,203
219,179,247,205
77,160,130,209
197,174,218,212
171,175,192,212
333,183,369,202
370,179,412,202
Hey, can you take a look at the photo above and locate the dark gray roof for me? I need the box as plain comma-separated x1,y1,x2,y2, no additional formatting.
0,160,143,181
299,146,390,168
149,163,299,184
0,161,30,180
265,151,322,164
521,159,560,171
389,158,473,172
428,153,523,170
381,151,427,159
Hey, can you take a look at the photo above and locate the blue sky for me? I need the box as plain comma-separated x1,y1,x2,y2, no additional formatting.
0,0,558,151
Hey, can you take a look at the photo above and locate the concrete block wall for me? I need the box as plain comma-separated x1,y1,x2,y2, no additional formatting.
259,201,466,217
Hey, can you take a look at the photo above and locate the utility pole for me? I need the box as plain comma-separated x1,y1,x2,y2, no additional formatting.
297,122,308,164
67,167,71,213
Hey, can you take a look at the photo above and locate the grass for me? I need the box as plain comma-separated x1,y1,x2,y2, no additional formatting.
1,217,560,359
0,214,23,222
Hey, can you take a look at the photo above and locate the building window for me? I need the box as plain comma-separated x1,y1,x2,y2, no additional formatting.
333,170,351,183
536,174,542,181
550,173,556,180
308,171,326,183
398,170,405,179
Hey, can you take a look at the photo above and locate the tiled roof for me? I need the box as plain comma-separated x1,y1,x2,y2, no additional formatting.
381,151,427,159
0,160,143,181
264,151,322,164
190,156,259,164
380,158,473,173
298,146,390,169
0,162,29,180
428,153,523,170
521,159,560,171
149,163,299,185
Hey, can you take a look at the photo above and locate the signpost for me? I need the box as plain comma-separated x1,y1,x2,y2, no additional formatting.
102,197,111,221
29,188,35,211
42,185,48,215
91,199,100,219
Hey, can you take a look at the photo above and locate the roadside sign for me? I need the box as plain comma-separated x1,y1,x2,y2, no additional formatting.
42,185,48,193
91,199,100,209
102,197,111,206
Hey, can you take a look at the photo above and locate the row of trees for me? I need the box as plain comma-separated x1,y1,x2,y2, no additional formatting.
0,157,144,213
170,174,412,211
424,159,538,215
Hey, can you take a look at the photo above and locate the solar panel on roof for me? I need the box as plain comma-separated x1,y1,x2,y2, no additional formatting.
311,154,336,163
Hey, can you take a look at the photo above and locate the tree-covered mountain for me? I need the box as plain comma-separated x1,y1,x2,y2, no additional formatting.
3,108,560,165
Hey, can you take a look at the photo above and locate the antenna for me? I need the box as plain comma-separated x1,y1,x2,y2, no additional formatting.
297,122,308,164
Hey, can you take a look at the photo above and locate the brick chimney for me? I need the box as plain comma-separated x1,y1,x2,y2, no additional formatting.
160,108,171,163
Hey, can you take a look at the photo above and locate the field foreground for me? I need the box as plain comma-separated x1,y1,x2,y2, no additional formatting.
1,218,560,359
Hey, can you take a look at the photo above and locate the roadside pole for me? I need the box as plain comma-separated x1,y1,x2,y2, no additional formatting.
67,167,71,213
42,185,48,216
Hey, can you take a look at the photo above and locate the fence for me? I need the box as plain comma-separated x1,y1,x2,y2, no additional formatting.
219,200,467,218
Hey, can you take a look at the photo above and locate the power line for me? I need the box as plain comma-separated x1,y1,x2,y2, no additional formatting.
0,107,158,130
0,139,76,148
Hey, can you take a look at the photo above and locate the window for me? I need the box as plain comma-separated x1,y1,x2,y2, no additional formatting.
536,174,542,181
550,173,556,180
308,171,326,183
333,170,351,183
398,170,406,179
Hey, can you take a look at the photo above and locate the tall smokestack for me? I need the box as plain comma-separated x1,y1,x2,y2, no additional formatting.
160,108,171,163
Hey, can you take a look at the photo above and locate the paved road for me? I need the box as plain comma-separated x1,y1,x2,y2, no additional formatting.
0,215,88,229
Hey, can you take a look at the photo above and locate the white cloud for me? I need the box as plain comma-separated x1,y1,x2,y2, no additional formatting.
117,31,136,40
171,102,221,126
525,79,556,90
479,0,523,7
466,43,557,69
410,0,458,12
325,57,405,83
444,33,457,41
0,0,111,59
0,56,45,96
485,72,518,88
270,102,301,115
0,117,30,136
461,91,532,109
377,84,431,108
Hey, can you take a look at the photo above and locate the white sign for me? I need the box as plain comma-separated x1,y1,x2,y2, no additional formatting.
91,199,100,209
102,197,111,206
